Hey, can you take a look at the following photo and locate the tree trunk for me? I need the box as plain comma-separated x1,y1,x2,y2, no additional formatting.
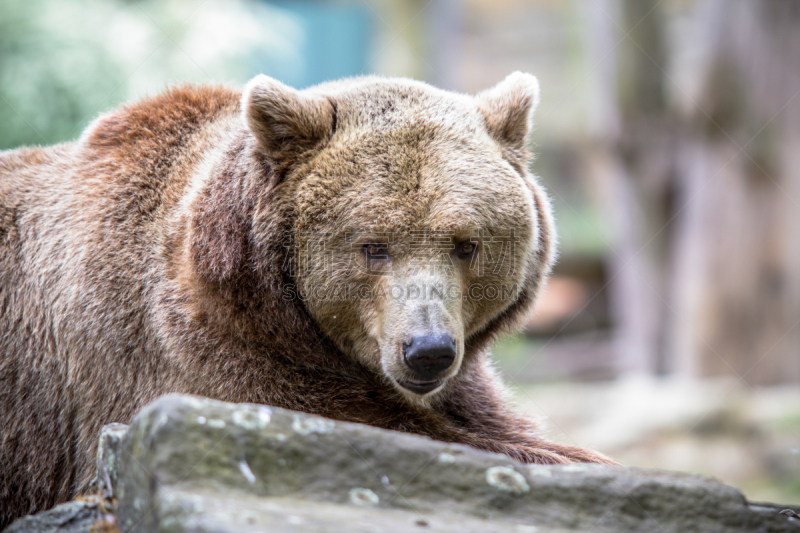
594,0,800,384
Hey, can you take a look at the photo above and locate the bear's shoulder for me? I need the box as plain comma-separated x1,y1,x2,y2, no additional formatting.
83,84,241,153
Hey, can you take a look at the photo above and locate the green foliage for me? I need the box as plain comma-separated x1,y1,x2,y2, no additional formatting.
0,0,307,150
0,0,126,147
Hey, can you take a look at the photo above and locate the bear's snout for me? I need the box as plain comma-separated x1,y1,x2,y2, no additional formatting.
399,333,457,393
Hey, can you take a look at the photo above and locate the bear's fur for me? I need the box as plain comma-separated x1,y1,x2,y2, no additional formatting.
0,73,614,526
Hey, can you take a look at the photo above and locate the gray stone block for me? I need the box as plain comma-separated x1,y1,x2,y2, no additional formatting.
2,499,111,533
109,394,798,533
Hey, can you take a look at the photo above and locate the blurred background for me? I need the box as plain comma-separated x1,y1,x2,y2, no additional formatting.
1,0,798,505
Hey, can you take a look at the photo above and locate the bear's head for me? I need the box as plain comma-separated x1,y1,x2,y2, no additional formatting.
238,73,554,404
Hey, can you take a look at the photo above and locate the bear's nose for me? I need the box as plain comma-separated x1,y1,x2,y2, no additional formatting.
403,334,457,379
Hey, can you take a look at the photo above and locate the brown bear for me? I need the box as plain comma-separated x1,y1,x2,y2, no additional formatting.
0,72,614,526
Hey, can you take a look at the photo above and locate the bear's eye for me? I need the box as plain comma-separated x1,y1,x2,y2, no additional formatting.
455,241,477,259
363,243,389,260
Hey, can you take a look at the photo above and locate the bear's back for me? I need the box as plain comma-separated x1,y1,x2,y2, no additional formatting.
0,84,242,526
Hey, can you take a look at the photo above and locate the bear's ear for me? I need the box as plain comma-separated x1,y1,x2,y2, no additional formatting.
242,74,335,168
476,71,540,152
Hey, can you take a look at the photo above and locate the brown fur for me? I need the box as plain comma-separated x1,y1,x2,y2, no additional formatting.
0,73,614,526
